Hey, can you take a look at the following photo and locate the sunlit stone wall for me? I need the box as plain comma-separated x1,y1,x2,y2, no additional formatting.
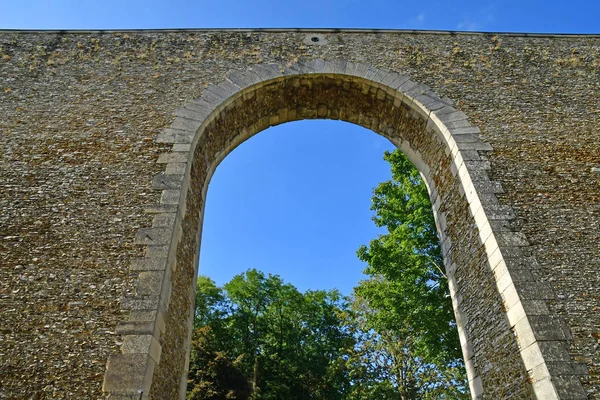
0,30,598,399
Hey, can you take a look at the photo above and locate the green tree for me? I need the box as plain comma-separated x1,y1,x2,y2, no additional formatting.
194,275,229,328
187,326,251,400
355,149,468,398
341,294,467,400
188,271,353,400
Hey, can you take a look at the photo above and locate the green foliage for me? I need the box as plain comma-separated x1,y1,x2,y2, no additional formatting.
188,271,351,400
355,149,467,397
341,295,467,399
187,326,250,400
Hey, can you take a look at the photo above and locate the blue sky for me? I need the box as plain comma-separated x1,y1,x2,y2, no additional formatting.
3,2,598,294
1,1,599,33
201,121,394,294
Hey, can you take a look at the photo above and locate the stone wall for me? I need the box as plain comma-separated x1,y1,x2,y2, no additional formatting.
0,29,598,399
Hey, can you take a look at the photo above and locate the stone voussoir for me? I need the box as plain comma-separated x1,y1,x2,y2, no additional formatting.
116,321,158,336
134,227,174,246
165,162,187,175
170,116,202,132
152,213,177,228
155,128,195,144
226,69,263,88
130,257,169,271
160,189,181,205
103,353,150,394
144,203,179,214
250,63,284,81
151,173,184,190
136,271,165,296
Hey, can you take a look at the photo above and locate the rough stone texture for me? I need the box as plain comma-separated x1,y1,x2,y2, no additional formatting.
0,30,599,399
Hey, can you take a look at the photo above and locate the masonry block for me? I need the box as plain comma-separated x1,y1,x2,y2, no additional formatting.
102,354,152,394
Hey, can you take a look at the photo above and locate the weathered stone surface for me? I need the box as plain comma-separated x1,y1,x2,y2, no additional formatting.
134,228,173,246
155,128,195,144
130,257,168,271
122,334,162,364
151,173,184,190
136,271,165,296
0,29,598,400
102,354,149,394
116,321,157,336
156,152,188,164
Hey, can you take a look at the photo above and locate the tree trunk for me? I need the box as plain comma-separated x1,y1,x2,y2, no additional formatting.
252,355,259,394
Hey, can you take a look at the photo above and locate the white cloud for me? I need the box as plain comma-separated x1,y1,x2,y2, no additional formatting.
457,20,482,31
457,4,496,31
405,12,426,28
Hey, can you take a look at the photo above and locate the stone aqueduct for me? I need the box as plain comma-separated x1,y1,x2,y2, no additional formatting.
0,29,598,399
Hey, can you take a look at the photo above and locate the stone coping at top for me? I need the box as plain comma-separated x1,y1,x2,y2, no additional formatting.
1,27,599,37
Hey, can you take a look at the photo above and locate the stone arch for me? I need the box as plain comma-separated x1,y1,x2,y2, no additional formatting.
102,60,585,399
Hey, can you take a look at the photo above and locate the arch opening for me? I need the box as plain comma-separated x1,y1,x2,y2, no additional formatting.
187,118,470,398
